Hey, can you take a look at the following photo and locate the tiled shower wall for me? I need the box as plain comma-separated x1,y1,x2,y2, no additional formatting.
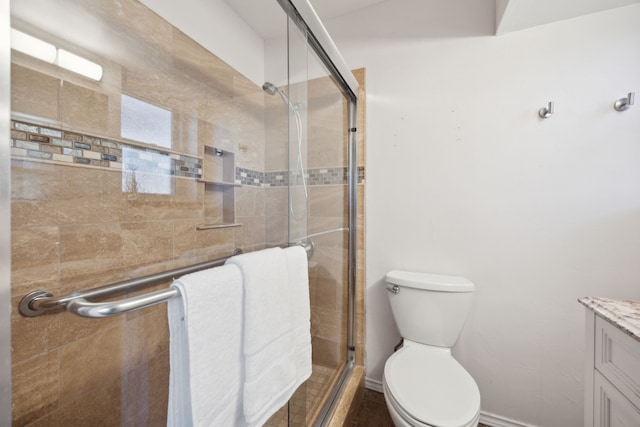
10,1,267,424
10,0,366,425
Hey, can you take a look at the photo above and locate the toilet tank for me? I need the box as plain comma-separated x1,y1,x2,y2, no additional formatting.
386,271,474,348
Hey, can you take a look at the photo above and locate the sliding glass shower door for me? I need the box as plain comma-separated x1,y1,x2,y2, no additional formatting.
263,7,356,424
5,0,358,425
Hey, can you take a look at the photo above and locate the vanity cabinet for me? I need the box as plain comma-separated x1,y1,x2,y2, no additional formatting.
582,299,640,427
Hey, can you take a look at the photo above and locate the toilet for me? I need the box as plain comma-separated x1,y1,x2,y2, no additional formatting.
382,270,481,427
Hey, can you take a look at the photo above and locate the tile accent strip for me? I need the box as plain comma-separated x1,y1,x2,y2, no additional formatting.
10,120,202,179
11,120,365,186
237,166,365,187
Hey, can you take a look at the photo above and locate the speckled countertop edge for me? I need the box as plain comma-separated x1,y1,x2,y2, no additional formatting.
579,297,640,342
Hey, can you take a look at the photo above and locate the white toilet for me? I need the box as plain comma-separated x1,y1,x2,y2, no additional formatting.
382,270,481,427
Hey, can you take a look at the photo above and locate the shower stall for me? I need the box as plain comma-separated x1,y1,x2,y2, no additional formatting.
1,0,363,425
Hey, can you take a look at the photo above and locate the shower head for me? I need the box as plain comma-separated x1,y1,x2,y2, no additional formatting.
262,82,278,96
262,81,291,105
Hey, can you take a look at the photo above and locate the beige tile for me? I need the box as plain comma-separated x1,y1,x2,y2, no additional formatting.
311,306,342,342
46,306,122,352
59,324,124,405
11,164,127,227
125,178,202,221
171,28,234,102
312,336,342,368
196,226,237,257
44,377,123,427
309,185,348,218
265,187,288,218
58,221,174,283
11,226,59,297
11,296,49,363
310,277,338,310
265,215,287,246
123,308,169,371
233,215,266,250
313,246,348,284
60,80,112,136
123,390,169,427
203,187,225,223
235,186,265,218
202,148,226,182
11,351,59,426
11,63,60,122
123,350,169,421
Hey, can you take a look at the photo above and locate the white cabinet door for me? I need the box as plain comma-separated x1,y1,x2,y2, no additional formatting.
594,371,640,427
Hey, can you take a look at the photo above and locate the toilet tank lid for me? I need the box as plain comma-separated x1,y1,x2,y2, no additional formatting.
386,270,474,292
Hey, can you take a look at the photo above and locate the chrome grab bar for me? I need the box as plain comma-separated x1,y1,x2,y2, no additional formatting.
67,288,180,318
19,239,318,319
19,249,243,318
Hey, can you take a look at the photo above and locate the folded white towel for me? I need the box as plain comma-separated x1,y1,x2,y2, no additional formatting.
226,247,297,427
284,245,312,388
167,264,245,427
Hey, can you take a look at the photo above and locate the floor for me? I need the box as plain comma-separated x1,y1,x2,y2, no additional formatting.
351,389,489,427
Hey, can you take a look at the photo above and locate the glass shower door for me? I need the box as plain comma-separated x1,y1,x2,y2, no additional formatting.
287,12,352,426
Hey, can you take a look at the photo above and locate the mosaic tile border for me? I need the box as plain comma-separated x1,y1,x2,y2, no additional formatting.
10,120,365,187
9,120,202,178
237,166,365,187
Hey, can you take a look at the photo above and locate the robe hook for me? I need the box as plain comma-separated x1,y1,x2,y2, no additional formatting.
614,92,635,112
538,101,554,118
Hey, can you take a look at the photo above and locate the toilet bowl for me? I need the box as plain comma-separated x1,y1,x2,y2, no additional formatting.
383,341,480,427
383,271,481,427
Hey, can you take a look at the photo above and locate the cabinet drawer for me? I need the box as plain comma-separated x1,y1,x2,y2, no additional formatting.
595,316,640,410
594,371,640,427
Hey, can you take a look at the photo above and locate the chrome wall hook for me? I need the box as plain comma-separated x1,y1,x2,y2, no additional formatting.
538,101,554,118
614,92,635,111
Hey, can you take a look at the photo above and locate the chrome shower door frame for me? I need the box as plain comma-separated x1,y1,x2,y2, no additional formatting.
0,0,12,423
276,1,359,425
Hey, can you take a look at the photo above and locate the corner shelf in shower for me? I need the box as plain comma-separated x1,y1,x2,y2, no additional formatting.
197,146,240,231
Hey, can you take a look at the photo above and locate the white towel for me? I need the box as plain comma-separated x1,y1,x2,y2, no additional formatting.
167,264,246,427
226,247,298,426
283,245,312,389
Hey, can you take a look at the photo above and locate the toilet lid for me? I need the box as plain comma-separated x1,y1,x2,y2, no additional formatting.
384,345,480,427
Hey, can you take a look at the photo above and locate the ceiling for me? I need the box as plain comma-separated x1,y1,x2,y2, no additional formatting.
496,0,640,34
224,0,640,39
223,0,386,39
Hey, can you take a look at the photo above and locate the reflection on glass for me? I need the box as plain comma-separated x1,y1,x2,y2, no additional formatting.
122,146,173,195
121,94,172,148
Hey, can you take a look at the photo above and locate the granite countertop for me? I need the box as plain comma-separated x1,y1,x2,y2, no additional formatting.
579,297,640,342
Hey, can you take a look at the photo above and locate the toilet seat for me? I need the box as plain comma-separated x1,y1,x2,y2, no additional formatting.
383,344,480,427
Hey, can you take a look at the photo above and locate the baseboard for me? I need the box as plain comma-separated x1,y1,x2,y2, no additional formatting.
480,411,538,427
364,377,383,393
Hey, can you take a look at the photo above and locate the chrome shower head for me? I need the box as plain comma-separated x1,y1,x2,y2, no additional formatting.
262,82,278,96
262,81,292,107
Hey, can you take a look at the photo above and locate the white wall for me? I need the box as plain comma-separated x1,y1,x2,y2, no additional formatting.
140,0,265,86
317,1,640,425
